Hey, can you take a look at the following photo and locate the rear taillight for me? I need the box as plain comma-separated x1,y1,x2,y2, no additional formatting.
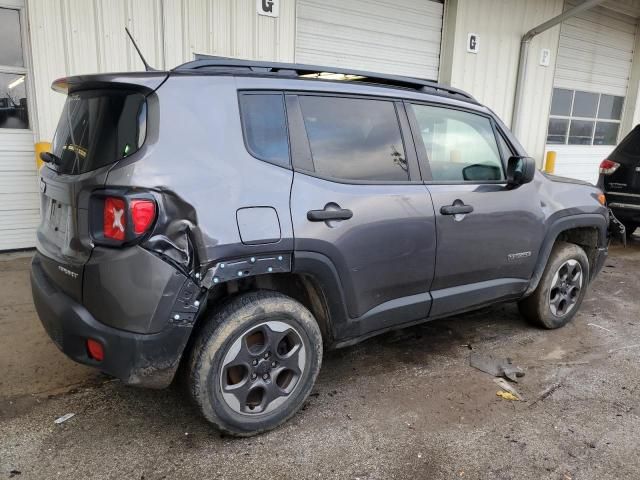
599,159,620,175
130,199,156,235
91,192,157,246
103,197,126,240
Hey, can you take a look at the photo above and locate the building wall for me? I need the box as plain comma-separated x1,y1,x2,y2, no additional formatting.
27,0,296,141
441,0,564,163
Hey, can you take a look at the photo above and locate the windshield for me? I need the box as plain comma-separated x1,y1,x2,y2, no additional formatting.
50,89,147,175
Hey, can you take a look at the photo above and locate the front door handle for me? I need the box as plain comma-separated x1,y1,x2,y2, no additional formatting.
307,208,353,222
440,203,474,215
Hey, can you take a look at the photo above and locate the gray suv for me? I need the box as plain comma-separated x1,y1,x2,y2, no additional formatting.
32,58,610,436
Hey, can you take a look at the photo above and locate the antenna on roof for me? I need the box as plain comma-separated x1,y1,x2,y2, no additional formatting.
125,27,156,71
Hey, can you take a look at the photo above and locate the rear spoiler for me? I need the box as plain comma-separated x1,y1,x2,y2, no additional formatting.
52,72,169,95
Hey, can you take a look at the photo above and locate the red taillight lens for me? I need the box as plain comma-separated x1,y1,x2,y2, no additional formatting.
86,339,104,362
103,197,126,240
130,199,156,235
599,159,620,175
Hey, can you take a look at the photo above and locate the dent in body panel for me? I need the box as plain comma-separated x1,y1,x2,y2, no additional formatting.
104,75,295,277
83,246,187,334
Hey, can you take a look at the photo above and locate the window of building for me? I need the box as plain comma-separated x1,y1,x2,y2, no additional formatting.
547,88,623,146
239,93,290,168
0,7,29,130
298,96,409,182
410,104,504,182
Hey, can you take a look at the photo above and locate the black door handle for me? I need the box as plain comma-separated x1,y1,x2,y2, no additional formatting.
307,208,353,222
440,204,474,215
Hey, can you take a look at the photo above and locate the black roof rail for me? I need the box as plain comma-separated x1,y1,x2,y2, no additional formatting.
174,55,478,104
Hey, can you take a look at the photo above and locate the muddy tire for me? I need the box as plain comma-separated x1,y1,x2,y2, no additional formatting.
188,290,322,437
518,242,589,329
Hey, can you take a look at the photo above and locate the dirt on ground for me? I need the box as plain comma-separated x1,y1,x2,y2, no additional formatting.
1,240,639,480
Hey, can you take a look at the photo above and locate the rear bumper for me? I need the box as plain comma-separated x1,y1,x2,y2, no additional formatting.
31,254,194,388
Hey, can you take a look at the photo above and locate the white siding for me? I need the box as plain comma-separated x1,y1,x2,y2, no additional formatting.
28,0,296,141
295,0,443,80
0,130,39,250
544,145,614,184
554,1,636,96
445,0,564,164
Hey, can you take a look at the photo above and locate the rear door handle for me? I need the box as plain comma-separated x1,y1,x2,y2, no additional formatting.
307,208,353,222
440,204,474,215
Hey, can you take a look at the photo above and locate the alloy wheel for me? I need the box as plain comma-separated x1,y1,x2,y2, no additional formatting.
548,259,583,317
219,320,306,415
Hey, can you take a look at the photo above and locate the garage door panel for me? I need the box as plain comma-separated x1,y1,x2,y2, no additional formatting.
0,228,36,250
0,152,38,172
0,131,36,153
0,209,40,229
299,0,443,29
296,30,440,66
548,3,636,184
0,173,39,194
296,0,443,80
0,193,40,211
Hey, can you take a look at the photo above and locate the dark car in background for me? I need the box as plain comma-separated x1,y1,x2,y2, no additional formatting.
599,125,640,238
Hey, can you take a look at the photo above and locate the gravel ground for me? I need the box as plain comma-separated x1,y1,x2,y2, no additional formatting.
1,239,639,480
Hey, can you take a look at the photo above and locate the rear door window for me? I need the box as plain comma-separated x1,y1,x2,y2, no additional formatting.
51,89,147,175
298,96,409,182
239,93,290,168
410,104,504,182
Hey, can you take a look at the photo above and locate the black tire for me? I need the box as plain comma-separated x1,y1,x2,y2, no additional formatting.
188,290,322,437
518,241,589,329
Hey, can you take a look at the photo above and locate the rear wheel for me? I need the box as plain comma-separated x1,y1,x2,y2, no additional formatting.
188,291,322,436
518,242,589,329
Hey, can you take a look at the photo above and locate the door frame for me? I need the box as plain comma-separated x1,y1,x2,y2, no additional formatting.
0,0,39,140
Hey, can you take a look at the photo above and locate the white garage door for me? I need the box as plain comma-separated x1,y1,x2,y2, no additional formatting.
546,2,637,184
295,0,443,80
0,3,38,251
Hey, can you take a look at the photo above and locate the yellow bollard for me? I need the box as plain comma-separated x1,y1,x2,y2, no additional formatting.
35,142,52,170
544,150,556,174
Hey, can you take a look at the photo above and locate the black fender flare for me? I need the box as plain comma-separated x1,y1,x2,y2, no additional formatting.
292,251,351,341
524,213,608,296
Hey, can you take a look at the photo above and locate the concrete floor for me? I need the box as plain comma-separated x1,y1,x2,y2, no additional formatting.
1,240,639,480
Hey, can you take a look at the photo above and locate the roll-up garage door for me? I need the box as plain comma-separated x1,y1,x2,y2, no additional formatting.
295,0,444,80
546,2,637,184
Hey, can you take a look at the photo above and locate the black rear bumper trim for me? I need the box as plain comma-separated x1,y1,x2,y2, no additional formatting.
31,254,193,388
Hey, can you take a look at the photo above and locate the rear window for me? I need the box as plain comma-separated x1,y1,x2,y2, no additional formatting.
298,96,409,182
51,89,147,175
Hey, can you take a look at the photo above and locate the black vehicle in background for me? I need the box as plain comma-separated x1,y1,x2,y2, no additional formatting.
599,125,640,238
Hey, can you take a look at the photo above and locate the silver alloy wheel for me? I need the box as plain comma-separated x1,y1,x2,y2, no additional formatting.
549,259,583,317
219,320,306,415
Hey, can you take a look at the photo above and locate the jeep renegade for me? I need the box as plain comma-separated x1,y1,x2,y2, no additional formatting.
32,58,610,436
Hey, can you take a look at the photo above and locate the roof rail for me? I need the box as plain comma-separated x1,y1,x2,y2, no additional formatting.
174,55,478,104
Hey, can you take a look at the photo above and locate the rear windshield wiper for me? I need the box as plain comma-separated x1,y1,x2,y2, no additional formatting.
40,151,63,166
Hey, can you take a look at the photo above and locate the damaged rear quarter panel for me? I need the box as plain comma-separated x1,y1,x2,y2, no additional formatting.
104,75,294,276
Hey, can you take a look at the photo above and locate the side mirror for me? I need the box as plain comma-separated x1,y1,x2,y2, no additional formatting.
506,156,536,187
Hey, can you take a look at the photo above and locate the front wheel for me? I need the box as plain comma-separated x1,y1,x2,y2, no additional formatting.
518,242,589,329
188,291,323,436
